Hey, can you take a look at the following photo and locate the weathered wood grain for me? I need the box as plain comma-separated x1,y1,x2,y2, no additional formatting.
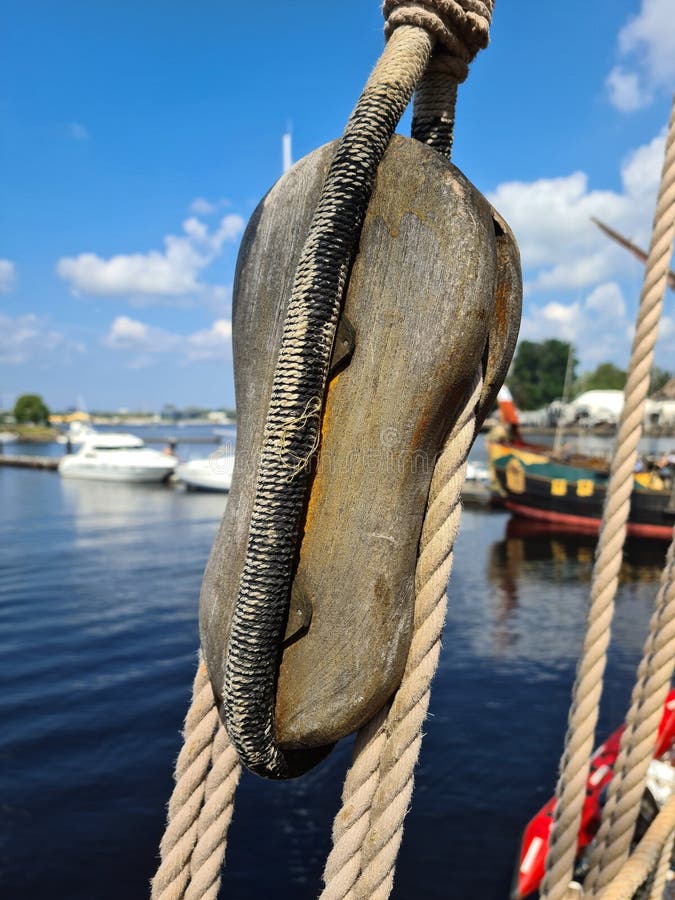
200,134,521,754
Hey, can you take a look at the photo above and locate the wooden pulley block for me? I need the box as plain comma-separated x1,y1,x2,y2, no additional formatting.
200,134,521,758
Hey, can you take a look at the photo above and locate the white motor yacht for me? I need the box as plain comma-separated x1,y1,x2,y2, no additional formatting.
175,453,235,492
58,433,178,482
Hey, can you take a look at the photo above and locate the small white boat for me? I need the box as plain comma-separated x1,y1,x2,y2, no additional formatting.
466,461,491,484
175,454,235,492
58,433,178,482
462,461,493,506
0,431,18,444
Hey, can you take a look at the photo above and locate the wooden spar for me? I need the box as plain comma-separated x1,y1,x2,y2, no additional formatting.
592,217,675,291
199,135,521,754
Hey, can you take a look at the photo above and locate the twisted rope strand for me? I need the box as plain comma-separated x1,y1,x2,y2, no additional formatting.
584,534,675,897
648,827,674,900
321,706,390,900
541,95,675,900
384,0,494,82
597,796,675,900
184,725,241,900
151,658,240,900
412,65,458,156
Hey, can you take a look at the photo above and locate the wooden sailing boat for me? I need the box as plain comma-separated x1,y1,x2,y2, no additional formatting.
488,219,675,540
488,380,675,541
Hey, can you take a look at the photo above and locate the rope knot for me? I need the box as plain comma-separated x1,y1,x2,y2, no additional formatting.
383,0,494,82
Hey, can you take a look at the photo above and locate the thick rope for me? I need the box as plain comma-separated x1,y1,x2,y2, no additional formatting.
412,63,459,156
322,374,483,900
541,96,675,900
585,534,675,897
596,796,675,900
321,706,390,900
390,0,495,157
647,826,674,900
383,0,494,83
151,658,240,900
184,723,241,900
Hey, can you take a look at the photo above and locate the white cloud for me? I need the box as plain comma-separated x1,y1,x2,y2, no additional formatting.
607,0,675,111
190,197,215,215
520,282,650,369
189,197,231,215
621,129,666,197
103,315,232,367
0,313,84,365
56,213,245,301
528,253,618,294
495,129,673,370
69,122,90,140
586,282,626,318
606,67,646,112
186,319,232,361
489,128,666,296
521,301,585,344
0,259,17,293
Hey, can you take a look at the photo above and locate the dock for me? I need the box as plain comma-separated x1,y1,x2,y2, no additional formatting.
142,435,225,445
0,455,59,470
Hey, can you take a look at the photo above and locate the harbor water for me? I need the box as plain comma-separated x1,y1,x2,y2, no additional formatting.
1,429,672,899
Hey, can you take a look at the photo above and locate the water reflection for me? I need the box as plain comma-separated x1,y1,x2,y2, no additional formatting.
490,518,667,595
477,515,668,658
59,477,227,532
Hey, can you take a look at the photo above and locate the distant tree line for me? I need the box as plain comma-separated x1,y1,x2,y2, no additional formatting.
507,340,671,410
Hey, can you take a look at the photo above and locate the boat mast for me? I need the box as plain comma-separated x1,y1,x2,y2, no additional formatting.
553,342,575,456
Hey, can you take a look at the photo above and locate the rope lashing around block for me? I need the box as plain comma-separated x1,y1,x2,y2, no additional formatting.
385,0,495,157
540,94,675,900
383,0,493,83
224,0,494,781
412,62,459,156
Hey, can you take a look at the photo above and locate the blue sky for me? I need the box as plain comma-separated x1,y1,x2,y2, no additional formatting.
1,0,674,412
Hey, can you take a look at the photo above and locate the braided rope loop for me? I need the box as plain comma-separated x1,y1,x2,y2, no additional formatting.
541,95,675,900
387,0,495,157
